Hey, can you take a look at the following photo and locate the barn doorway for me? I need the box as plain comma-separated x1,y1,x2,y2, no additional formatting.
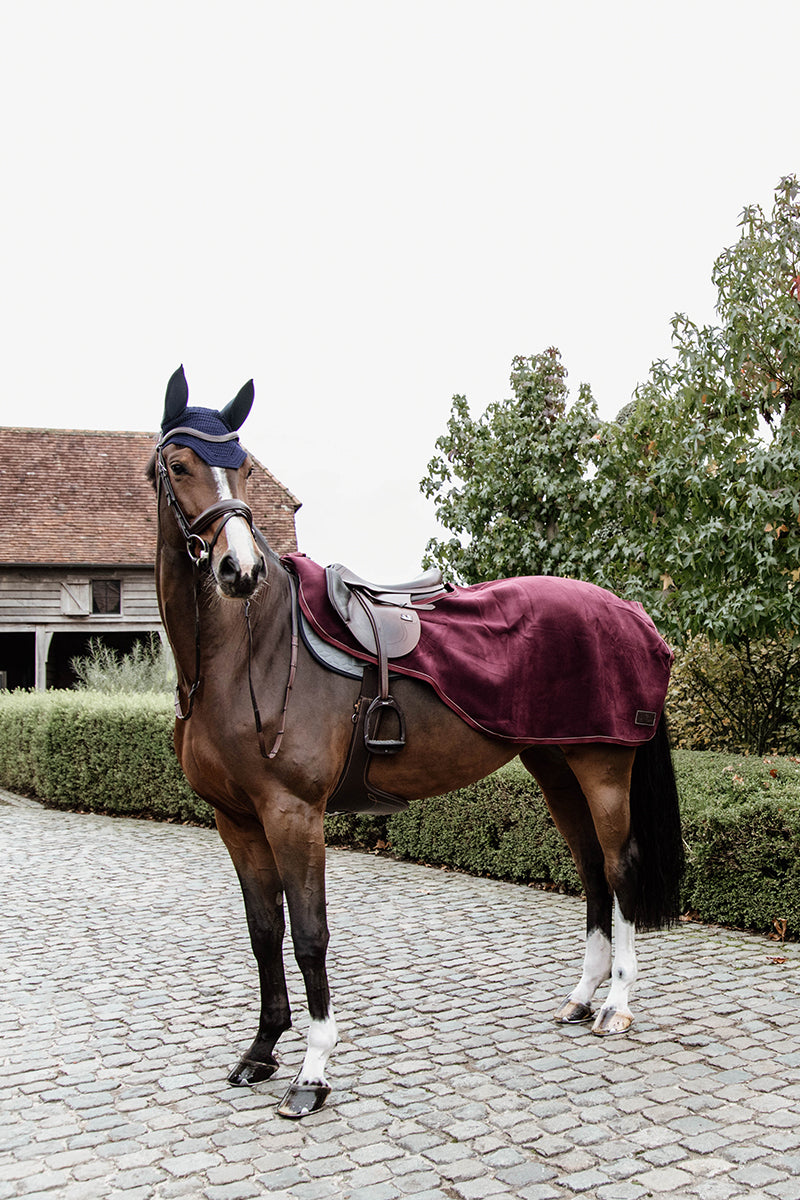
45,631,157,690
0,633,36,690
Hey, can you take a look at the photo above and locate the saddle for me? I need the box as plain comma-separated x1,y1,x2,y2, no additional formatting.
324,562,450,754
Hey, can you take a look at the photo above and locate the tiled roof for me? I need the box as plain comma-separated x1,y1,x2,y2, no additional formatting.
0,427,300,567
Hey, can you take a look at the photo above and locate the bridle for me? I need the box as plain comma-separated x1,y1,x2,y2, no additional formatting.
155,425,298,759
155,426,255,567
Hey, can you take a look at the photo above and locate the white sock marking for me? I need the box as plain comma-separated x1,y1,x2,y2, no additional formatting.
600,898,637,1017
570,927,612,1006
298,1009,338,1087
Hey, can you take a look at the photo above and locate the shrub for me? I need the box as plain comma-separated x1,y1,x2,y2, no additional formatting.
386,762,581,891
668,634,800,756
71,635,176,695
4,691,800,937
328,752,800,938
324,811,392,848
0,691,51,796
0,691,212,825
675,748,800,934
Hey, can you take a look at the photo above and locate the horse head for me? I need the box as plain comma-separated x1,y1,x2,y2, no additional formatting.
155,366,267,599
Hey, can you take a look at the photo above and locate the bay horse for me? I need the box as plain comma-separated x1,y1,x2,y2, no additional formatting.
150,366,684,1119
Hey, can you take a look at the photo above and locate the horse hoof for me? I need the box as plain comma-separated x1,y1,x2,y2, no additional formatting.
276,1080,331,1120
227,1056,279,1087
591,1008,633,1036
555,997,595,1024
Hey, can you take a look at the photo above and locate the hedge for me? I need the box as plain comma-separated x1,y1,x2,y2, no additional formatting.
3,691,800,938
0,691,213,825
330,752,800,937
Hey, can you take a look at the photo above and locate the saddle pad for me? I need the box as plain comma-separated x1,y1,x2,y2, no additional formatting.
285,553,673,746
299,609,364,679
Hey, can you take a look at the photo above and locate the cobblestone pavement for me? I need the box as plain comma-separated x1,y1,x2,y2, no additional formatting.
3,791,800,1200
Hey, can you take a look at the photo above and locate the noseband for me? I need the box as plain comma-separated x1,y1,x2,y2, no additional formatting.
156,426,255,566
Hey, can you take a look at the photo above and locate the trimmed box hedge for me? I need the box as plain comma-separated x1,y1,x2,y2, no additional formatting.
2,691,800,937
328,752,800,938
0,691,213,825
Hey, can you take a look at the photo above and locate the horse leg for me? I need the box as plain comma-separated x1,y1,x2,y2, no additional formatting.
562,743,638,1036
267,806,337,1120
215,811,292,1085
521,747,613,1025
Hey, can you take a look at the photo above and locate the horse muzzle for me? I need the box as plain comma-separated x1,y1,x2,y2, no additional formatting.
214,548,267,599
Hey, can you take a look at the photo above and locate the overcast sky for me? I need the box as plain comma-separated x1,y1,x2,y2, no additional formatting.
1,0,797,577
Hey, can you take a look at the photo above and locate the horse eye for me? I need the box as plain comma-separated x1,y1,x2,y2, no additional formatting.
247,466,254,478
171,461,187,477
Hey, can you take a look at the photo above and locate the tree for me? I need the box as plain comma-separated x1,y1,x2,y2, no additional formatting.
591,175,800,645
421,179,800,752
423,177,800,646
421,348,599,582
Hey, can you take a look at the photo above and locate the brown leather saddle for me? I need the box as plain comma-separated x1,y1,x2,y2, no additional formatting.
323,562,451,815
325,563,449,751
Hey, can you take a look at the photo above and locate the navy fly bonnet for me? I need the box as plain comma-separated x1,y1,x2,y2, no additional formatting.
159,365,254,469
160,407,248,468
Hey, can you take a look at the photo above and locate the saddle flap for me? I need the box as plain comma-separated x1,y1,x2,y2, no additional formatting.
325,565,421,658
326,567,354,625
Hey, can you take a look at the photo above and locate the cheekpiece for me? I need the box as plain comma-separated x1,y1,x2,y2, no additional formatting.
160,407,248,469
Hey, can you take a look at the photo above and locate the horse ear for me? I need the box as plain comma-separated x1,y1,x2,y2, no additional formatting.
219,379,254,431
163,365,189,426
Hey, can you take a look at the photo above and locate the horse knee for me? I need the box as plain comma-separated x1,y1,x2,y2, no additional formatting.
292,925,329,967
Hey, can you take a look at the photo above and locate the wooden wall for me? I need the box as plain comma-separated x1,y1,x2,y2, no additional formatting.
0,567,162,690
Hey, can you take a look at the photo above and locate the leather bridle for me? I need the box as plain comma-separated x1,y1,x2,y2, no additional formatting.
155,426,255,566
155,425,298,760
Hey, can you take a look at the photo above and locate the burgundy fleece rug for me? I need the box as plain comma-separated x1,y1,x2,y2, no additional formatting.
285,553,672,746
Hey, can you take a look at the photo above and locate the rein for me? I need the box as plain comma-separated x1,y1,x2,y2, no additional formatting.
246,580,300,760
156,429,298,758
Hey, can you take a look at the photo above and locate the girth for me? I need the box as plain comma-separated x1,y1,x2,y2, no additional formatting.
325,664,410,815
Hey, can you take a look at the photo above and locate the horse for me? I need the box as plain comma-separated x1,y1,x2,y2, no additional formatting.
149,366,684,1119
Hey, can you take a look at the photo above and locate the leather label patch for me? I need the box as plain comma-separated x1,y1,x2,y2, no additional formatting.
635,710,657,727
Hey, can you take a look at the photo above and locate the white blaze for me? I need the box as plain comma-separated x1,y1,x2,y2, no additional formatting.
212,467,260,574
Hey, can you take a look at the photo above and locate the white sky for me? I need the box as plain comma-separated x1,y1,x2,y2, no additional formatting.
1,0,797,577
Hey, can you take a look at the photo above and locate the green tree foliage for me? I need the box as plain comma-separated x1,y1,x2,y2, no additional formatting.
667,634,800,756
422,347,599,581
592,175,800,644
421,179,800,753
422,177,800,648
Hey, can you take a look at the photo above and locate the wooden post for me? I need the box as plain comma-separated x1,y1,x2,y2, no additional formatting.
35,629,53,691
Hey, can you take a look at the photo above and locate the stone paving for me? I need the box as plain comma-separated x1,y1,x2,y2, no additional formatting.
2,790,800,1200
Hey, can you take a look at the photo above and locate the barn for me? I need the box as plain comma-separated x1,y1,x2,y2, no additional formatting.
0,427,300,690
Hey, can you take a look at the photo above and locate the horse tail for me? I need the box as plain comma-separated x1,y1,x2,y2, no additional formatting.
629,716,685,931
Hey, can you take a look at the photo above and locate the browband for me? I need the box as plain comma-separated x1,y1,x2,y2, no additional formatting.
158,426,242,450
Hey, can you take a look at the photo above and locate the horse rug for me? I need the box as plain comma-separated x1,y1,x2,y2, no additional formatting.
285,553,673,746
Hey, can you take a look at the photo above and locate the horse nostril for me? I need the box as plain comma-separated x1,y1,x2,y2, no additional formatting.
217,551,265,596
218,552,239,583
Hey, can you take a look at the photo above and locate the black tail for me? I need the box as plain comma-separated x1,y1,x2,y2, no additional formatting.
629,716,685,931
